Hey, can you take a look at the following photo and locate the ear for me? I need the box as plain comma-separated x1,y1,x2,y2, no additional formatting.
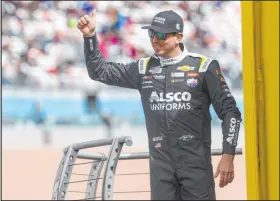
176,34,183,44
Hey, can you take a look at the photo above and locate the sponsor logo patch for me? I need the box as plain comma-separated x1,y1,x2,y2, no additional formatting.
142,85,153,89
171,72,184,77
220,76,226,83
154,143,161,148
89,39,94,51
186,78,198,87
152,136,163,142
179,134,195,141
143,75,153,80
227,118,241,146
177,65,195,71
171,79,184,83
149,91,192,111
138,57,150,74
199,58,213,72
149,66,162,74
187,72,199,77
154,16,166,24
153,75,165,80
139,60,144,71
143,80,153,84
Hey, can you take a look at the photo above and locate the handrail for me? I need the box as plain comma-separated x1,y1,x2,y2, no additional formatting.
77,148,243,161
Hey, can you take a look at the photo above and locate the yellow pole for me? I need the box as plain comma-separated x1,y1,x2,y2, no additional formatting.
241,1,261,199
241,1,279,200
260,1,279,200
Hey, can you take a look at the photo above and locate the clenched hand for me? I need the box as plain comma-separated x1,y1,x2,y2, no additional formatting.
77,9,96,37
214,154,235,188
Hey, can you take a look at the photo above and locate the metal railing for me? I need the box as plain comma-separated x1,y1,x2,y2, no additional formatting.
51,136,243,200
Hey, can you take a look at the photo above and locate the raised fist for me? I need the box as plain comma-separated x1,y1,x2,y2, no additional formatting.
77,9,96,37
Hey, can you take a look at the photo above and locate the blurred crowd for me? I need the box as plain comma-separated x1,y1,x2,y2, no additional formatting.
2,1,243,90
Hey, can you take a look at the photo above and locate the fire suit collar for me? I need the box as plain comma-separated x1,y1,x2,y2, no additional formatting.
152,43,188,67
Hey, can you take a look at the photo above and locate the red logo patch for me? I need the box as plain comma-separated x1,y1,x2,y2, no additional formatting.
187,72,199,77
143,75,153,79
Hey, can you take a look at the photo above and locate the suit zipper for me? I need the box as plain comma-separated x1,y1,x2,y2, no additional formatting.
164,65,176,168
164,67,169,131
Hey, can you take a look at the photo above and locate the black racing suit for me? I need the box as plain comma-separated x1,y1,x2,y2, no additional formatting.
84,35,242,200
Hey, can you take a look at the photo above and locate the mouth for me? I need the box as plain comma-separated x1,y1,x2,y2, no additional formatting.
153,45,161,51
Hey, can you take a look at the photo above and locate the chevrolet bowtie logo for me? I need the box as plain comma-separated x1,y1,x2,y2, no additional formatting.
177,66,196,71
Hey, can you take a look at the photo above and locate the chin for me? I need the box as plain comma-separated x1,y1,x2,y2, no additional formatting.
154,50,165,57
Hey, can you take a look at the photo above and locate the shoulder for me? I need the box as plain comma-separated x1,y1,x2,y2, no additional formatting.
137,56,152,74
123,56,152,74
187,52,218,73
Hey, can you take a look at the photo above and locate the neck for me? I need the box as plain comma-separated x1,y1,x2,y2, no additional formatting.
161,45,183,59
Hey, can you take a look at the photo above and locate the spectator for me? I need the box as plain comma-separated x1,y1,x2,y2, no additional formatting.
28,101,46,125
27,101,51,145
2,1,242,90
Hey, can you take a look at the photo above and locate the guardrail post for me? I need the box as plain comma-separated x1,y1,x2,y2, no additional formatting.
85,153,106,200
52,148,68,200
102,137,132,200
52,145,78,200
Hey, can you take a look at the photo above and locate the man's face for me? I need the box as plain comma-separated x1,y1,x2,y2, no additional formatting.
149,29,182,58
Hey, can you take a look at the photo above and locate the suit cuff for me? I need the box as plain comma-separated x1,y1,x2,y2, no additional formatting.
222,143,236,155
83,34,98,52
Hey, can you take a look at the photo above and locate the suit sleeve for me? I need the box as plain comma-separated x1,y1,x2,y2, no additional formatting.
203,60,242,155
84,34,140,89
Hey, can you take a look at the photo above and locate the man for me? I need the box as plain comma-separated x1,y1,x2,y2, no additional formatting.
77,9,242,200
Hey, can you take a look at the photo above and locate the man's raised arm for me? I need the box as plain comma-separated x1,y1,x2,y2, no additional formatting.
77,9,140,89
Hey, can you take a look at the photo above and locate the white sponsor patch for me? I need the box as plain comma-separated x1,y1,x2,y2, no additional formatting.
153,75,165,80
171,72,184,77
199,58,213,72
186,78,198,87
149,67,162,74
138,57,150,74
152,136,163,142
143,80,153,84
139,59,145,74
142,85,153,89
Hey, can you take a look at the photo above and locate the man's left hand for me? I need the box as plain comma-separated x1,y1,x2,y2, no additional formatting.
214,154,235,188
